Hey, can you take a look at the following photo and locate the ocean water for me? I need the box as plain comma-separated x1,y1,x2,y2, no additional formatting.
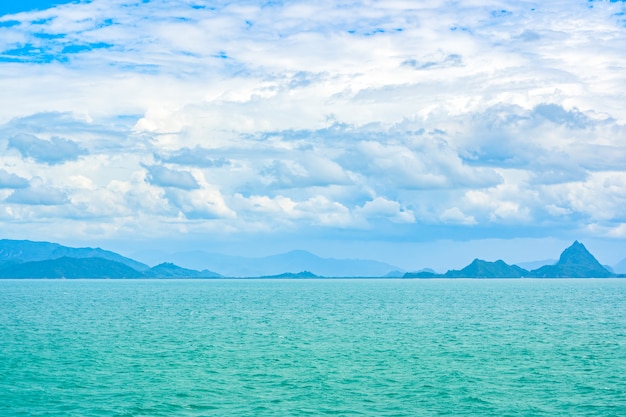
1,279,626,416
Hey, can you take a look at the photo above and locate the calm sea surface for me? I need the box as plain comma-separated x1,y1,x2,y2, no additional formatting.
1,279,626,416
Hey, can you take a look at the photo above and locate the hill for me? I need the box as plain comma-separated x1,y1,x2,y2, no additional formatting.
403,241,618,279
0,257,145,278
145,262,221,278
0,238,620,279
404,259,527,278
529,241,613,278
259,271,320,279
444,259,528,278
0,239,148,271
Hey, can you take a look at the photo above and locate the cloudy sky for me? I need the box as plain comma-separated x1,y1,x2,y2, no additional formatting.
1,0,626,270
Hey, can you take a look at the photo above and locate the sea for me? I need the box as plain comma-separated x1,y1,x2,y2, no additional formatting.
1,278,625,416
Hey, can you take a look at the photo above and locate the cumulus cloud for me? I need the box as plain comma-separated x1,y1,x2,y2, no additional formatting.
7,133,87,164
292,195,352,227
0,112,138,150
0,169,29,189
156,147,230,168
260,155,352,189
5,181,68,205
144,165,200,190
402,52,463,70
164,187,236,220
439,207,477,226
0,0,626,257
233,193,353,228
355,197,415,224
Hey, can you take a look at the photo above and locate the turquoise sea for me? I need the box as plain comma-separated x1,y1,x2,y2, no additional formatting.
1,279,626,416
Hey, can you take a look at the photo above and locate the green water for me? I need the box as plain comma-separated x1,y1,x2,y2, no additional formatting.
1,279,626,416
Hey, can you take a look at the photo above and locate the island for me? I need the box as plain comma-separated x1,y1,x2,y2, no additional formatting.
0,239,623,279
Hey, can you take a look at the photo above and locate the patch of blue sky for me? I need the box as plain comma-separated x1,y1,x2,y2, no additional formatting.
0,44,62,64
96,18,115,29
175,50,201,58
450,25,472,33
61,42,112,54
213,50,228,59
31,17,54,25
261,1,283,9
0,1,55,16
490,9,513,18
109,62,161,75
347,27,404,36
0,20,20,28
1,40,112,64
33,32,66,39
0,1,92,17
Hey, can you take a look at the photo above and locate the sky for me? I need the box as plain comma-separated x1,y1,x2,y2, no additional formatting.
1,0,626,271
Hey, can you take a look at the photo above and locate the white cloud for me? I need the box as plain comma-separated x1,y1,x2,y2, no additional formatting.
0,169,29,189
232,193,352,229
440,207,477,226
164,186,236,220
1,0,626,258
355,197,415,224
5,180,68,205
144,164,200,190
7,133,87,164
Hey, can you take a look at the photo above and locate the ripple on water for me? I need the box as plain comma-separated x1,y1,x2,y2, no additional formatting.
1,279,626,416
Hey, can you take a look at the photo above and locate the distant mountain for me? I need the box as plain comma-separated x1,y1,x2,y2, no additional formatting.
149,249,401,277
403,270,439,278
516,259,557,271
0,257,144,278
445,259,528,278
0,239,396,278
145,262,221,278
529,241,613,278
0,238,620,279
614,258,626,274
403,241,619,278
260,271,320,279
383,270,407,278
403,268,439,278
404,258,528,278
0,239,149,271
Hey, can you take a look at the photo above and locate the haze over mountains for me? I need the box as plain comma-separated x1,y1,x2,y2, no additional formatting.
0,239,624,279
134,249,399,278
0,239,148,271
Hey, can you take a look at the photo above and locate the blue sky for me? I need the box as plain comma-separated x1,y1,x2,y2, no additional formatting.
1,0,626,270
0,1,84,16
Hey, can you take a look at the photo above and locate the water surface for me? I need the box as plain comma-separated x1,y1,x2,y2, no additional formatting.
1,279,625,416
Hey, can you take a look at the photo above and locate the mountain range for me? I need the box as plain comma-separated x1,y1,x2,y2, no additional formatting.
404,241,622,278
0,239,148,271
0,239,624,279
131,249,399,277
